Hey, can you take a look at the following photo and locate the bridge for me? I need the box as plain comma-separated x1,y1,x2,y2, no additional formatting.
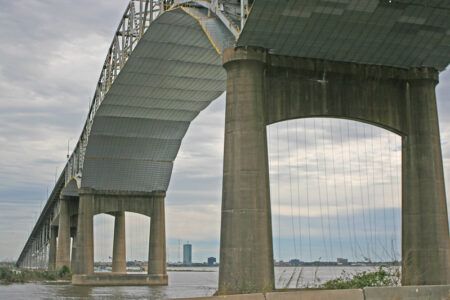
16,0,450,296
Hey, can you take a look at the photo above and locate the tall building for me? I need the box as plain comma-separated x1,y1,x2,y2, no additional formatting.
337,258,349,265
183,243,192,265
207,257,217,266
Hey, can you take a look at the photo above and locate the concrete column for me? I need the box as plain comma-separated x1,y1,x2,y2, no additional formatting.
218,47,274,295
56,197,71,270
112,211,127,273
48,226,57,271
33,245,36,269
402,69,450,285
74,192,94,275
70,228,77,271
37,232,42,269
148,191,167,279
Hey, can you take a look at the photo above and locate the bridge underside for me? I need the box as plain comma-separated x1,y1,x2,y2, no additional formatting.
82,8,228,192
239,0,450,70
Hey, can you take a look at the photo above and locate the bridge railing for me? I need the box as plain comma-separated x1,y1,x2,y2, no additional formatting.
16,168,66,268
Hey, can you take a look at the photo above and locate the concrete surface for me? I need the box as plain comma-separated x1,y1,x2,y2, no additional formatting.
401,78,450,285
219,47,274,295
148,192,167,278
73,192,94,275
55,197,71,269
70,232,77,271
178,295,265,300
112,211,126,273
364,285,450,300
177,285,450,300
48,226,57,271
266,289,364,300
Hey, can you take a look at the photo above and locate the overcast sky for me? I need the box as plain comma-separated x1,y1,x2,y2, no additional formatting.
0,1,449,264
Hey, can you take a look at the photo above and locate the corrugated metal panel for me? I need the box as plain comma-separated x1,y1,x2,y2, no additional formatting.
96,104,200,122
85,135,182,161
239,0,450,70
90,116,190,140
82,158,173,192
81,9,227,192
103,94,213,112
116,73,225,92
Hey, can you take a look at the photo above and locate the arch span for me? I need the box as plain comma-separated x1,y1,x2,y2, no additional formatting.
266,118,402,271
263,56,413,136
81,8,232,192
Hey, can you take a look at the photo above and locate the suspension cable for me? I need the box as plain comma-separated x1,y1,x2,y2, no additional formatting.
339,120,357,260
377,129,391,261
320,118,334,261
388,133,399,261
313,119,330,261
329,119,344,259
302,120,313,262
276,125,282,262
361,125,378,261
294,121,303,260
353,123,371,261
286,121,298,259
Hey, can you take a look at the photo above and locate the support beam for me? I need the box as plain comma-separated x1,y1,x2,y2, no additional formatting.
48,226,57,271
112,211,127,273
56,197,71,270
148,191,167,283
73,192,94,275
402,70,450,285
218,47,274,295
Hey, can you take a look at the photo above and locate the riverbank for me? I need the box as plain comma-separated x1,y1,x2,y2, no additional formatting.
0,266,71,284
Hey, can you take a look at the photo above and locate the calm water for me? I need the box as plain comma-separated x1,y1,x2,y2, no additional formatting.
0,266,384,299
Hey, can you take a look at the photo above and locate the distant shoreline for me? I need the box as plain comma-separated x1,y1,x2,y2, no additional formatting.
167,263,400,268
168,269,216,272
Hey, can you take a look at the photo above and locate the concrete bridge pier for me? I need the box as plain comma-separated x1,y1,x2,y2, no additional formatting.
34,243,38,269
148,191,168,283
70,227,77,271
71,190,168,286
402,71,450,285
29,243,34,268
73,191,94,275
112,211,127,273
56,196,71,270
48,226,57,271
219,47,274,295
218,47,450,293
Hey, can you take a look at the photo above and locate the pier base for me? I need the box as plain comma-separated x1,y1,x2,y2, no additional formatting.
72,273,168,286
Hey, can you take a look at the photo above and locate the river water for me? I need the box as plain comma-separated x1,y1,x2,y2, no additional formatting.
0,266,385,299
